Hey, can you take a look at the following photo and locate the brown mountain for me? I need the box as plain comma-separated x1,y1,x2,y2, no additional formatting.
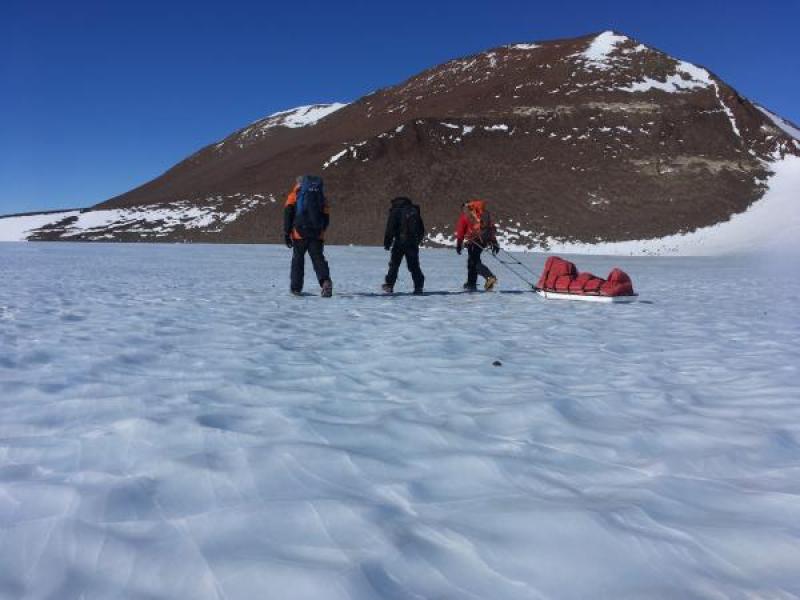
27,31,800,246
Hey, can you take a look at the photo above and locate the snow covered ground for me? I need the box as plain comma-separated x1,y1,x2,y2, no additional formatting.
0,195,265,243
0,210,80,242
1,243,800,599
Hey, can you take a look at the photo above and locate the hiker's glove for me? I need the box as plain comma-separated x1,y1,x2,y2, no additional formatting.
491,242,500,256
456,241,463,255
384,245,391,251
284,235,293,248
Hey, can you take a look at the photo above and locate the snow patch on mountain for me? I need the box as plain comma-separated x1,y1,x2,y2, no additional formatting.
0,211,81,242
619,60,713,93
219,103,347,150
505,43,540,50
1,196,263,241
757,105,800,141
323,141,369,169
617,60,741,137
578,31,631,70
263,103,348,129
323,148,350,169
66,198,261,238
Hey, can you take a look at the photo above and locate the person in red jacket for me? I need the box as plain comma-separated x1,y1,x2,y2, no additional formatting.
455,200,499,291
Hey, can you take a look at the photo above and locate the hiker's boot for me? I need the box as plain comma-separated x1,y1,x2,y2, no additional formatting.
463,282,478,292
321,279,333,298
381,283,394,294
484,276,498,291
413,287,424,295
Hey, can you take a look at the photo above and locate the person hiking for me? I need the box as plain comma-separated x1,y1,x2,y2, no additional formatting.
455,199,499,291
283,175,333,297
381,196,426,294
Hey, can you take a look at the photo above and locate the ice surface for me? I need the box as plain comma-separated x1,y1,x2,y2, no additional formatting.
1,242,799,599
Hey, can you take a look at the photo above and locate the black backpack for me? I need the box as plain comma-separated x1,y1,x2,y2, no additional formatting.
397,203,423,244
294,175,326,235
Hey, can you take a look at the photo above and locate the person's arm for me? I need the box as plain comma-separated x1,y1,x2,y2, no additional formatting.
384,208,396,250
454,214,468,254
283,189,297,246
322,194,330,231
418,209,426,242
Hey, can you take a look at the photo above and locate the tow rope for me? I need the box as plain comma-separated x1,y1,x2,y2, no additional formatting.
467,240,540,290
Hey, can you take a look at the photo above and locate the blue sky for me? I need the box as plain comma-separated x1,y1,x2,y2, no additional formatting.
1,0,798,214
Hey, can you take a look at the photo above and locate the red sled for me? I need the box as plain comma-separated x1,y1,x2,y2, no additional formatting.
536,256,638,303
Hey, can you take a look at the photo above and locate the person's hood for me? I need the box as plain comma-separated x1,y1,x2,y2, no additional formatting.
391,197,412,209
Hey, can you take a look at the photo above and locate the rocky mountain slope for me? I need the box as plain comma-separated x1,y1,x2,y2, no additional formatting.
7,31,800,248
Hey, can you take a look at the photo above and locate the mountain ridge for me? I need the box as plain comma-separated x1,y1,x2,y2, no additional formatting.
3,30,798,251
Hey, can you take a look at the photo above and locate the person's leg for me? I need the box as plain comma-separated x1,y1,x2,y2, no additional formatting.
405,245,425,290
476,253,494,280
466,243,480,287
290,239,307,292
307,238,331,286
385,244,403,286
475,238,497,288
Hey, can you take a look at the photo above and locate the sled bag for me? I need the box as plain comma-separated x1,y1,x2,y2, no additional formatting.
537,256,577,290
599,268,634,296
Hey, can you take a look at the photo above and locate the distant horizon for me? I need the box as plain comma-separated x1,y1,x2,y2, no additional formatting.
2,0,798,214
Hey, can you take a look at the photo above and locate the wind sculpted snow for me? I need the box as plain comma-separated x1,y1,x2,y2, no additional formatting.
1,243,799,599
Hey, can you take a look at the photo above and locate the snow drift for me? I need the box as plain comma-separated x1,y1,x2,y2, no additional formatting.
1,243,799,598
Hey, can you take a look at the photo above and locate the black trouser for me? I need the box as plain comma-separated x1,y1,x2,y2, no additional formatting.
291,238,330,292
466,242,494,286
385,243,425,289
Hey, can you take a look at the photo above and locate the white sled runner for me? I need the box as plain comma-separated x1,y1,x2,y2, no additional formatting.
535,289,639,303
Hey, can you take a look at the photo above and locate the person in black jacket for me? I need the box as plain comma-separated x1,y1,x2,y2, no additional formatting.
382,197,426,294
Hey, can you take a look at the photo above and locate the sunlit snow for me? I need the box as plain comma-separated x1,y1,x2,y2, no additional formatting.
0,196,262,242
0,211,80,242
578,31,630,70
757,105,800,141
219,103,348,149
505,43,540,51
1,242,799,599
262,103,348,129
